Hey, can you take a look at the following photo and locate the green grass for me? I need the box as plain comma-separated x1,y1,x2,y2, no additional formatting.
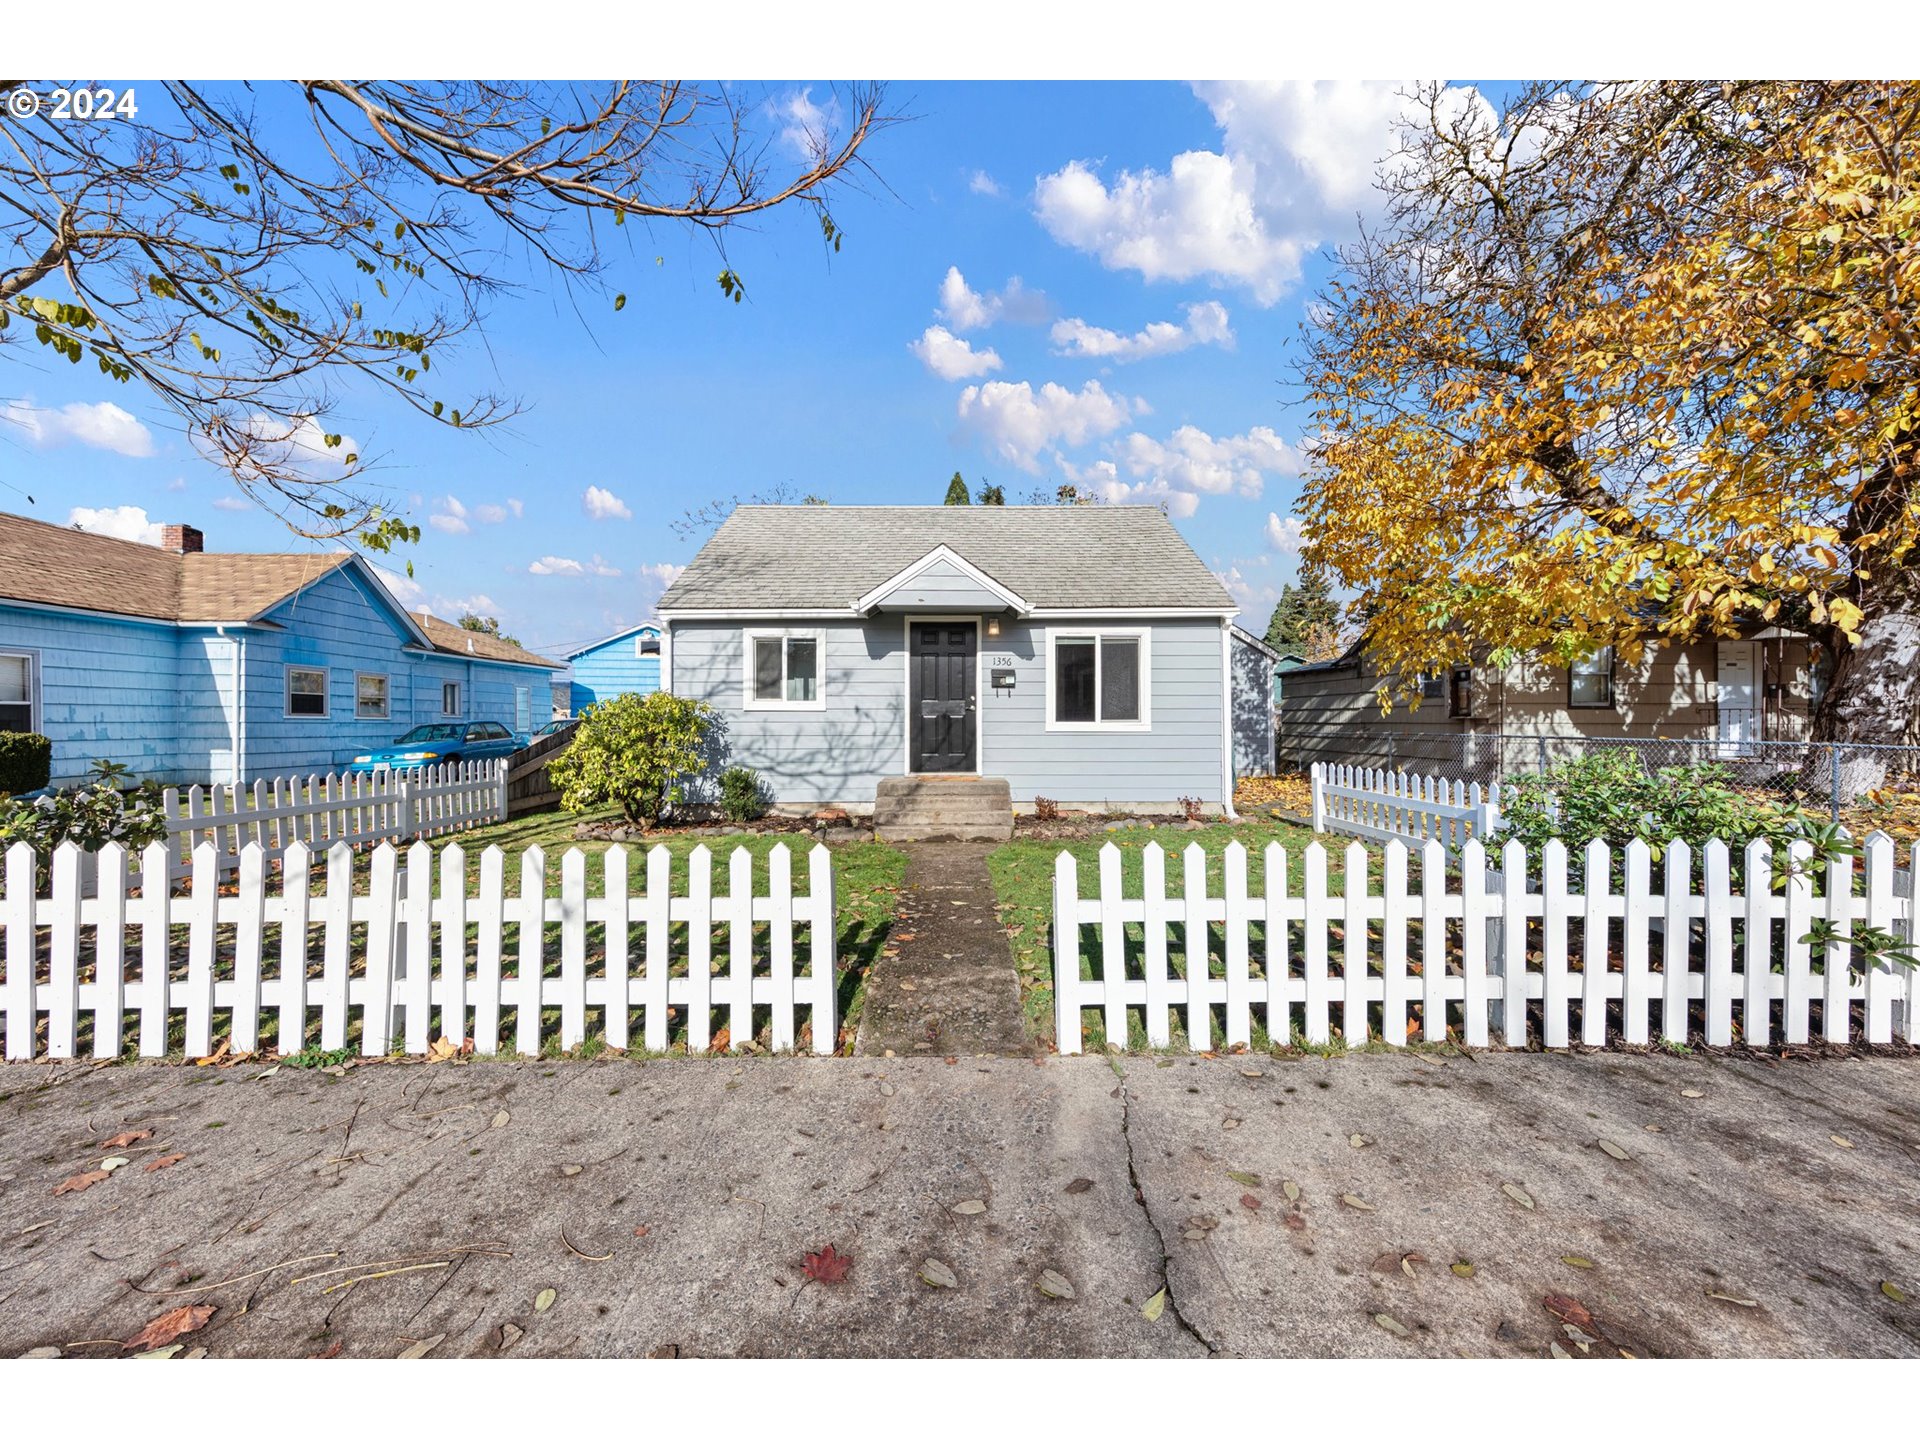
988,817,1380,1049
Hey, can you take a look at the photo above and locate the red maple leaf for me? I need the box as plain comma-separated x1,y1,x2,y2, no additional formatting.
802,1244,852,1285
145,1153,187,1173
124,1304,214,1352
101,1129,153,1150
52,1169,112,1196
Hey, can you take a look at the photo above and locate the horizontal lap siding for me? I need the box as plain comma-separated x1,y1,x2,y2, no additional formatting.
981,618,1224,805
878,558,1011,611
1230,636,1275,779
0,607,186,784
671,620,906,806
570,632,661,711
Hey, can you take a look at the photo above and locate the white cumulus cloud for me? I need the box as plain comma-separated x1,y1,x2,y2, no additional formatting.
4,400,155,457
1034,81,1487,305
66,504,162,545
1266,513,1308,552
583,485,632,521
1050,300,1235,363
775,87,837,161
956,380,1136,474
968,169,1004,198
428,494,471,535
1117,424,1301,505
636,562,686,590
530,554,622,578
935,266,1049,332
910,325,1004,381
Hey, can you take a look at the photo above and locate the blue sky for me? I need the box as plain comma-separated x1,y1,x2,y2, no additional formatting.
0,80,1509,659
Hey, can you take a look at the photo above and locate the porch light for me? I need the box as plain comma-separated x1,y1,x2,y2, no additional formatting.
986,615,1002,638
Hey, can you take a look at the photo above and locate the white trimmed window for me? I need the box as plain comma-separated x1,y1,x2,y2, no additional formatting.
355,672,390,720
0,651,37,733
441,681,462,717
637,633,661,656
286,666,328,718
744,630,824,710
1047,628,1150,731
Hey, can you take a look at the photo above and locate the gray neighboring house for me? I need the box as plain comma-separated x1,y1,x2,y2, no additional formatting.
656,505,1275,814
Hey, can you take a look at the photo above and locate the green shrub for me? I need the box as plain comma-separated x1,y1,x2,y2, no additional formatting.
0,773,169,883
1497,750,1801,861
545,690,715,827
718,765,768,823
0,732,51,795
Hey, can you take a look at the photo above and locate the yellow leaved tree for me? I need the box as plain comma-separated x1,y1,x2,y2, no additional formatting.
1301,80,1920,783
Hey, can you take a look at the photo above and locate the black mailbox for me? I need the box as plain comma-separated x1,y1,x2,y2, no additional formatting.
990,668,1015,690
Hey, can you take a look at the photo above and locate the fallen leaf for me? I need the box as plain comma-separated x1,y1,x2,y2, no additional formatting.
145,1153,186,1173
1240,1069,1265,1079
1036,1269,1075,1300
1340,1194,1375,1212
100,1156,131,1173
560,1164,583,1177
53,1168,111,1196
631,1226,651,1238
1283,1212,1307,1232
1240,1193,1262,1211
1401,1252,1425,1278
918,1258,958,1289
194,1039,230,1067
1227,1170,1262,1187
878,1081,897,1097
1349,1133,1372,1149
534,1287,557,1312
1064,1177,1095,1195
1221,1117,1241,1130
22,1347,61,1359
1281,1180,1301,1202
1881,1281,1909,1303
1142,1288,1166,1321
1502,1182,1535,1210
1451,1261,1475,1278
490,1109,510,1129
1543,1294,1592,1329
101,1129,153,1149
1830,1134,1855,1150
1562,1255,1595,1269
950,1199,987,1216
135,1344,184,1359
310,1340,344,1358
803,1244,852,1285
1707,1290,1759,1307
397,1333,444,1359
124,1304,214,1353
1597,1139,1631,1161
1375,1313,1410,1337
1681,1088,1705,1099
498,1324,523,1351
1549,1340,1572,1359
426,1037,458,1062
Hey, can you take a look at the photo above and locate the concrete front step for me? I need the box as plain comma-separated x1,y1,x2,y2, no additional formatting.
874,775,1013,842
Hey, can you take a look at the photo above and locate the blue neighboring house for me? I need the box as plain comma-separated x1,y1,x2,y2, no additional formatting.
0,511,564,787
565,622,662,715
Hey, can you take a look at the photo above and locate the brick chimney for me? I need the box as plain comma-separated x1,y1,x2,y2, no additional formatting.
161,524,204,554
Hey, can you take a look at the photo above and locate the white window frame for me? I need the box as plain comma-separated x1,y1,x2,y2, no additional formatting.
354,671,391,722
440,680,463,718
742,628,827,711
285,665,329,719
0,649,40,734
1569,646,1616,709
1044,626,1152,732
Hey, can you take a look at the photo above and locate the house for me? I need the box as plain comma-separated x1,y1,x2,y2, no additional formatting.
0,512,563,786
1277,623,1823,775
656,505,1274,816
565,622,663,715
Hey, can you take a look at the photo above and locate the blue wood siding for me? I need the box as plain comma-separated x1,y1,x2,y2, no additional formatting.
3,565,556,787
570,627,661,713
667,614,1227,807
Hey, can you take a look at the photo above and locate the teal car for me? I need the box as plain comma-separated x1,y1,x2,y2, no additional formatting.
347,721,519,774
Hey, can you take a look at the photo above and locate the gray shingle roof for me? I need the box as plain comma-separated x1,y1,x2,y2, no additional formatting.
657,506,1234,613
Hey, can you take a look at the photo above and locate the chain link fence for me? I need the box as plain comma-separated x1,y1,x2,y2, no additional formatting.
1276,728,1920,826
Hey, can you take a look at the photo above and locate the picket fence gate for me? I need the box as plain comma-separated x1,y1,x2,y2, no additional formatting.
2,837,837,1061
1051,834,1920,1055
1311,762,1501,850
160,761,508,880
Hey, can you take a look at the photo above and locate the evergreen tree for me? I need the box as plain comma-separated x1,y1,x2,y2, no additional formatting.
976,482,1005,505
1264,570,1341,657
943,472,971,505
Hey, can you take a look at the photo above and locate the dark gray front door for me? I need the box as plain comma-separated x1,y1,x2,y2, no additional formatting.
909,622,977,772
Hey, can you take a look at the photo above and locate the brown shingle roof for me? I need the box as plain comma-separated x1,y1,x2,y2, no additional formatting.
415,612,564,669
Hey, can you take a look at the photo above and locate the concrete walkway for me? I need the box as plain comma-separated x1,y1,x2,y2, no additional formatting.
3,1050,1917,1358
854,841,1034,1058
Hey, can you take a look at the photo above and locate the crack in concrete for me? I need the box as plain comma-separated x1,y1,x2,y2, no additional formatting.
1113,1062,1219,1356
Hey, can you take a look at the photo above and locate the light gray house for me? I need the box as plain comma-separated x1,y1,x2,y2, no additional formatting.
657,506,1274,829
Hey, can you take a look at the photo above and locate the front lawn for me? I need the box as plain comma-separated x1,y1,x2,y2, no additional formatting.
987,817,1376,1049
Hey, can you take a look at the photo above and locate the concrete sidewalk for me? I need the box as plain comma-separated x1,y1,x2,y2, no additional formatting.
1,1049,1916,1357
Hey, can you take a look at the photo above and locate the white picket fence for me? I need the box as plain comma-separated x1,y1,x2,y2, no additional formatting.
2,837,837,1061
1311,762,1501,849
160,761,508,880
1052,835,1920,1054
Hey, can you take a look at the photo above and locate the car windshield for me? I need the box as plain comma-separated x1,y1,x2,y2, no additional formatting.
395,724,462,744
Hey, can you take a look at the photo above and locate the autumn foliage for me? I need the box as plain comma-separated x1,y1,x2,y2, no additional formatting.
1302,81,1920,750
